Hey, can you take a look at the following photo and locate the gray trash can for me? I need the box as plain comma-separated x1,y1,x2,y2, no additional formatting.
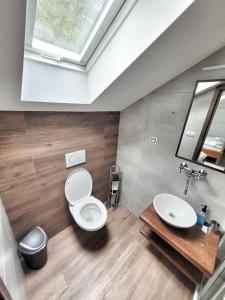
19,226,48,270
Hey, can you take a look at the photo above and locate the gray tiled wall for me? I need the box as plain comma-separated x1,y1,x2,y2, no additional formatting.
117,46,225,230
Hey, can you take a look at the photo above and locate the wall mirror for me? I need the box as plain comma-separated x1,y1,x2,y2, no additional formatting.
176,80,225,173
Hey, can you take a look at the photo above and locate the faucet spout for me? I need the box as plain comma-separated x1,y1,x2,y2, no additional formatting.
177,162,207,195
183,172,192,195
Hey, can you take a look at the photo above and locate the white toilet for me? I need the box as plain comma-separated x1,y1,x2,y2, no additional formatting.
65,168,107,231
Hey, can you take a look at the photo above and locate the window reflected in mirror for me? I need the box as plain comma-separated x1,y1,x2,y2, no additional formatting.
176,80,225,173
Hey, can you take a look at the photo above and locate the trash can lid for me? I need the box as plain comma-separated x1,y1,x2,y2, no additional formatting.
19,226,48,255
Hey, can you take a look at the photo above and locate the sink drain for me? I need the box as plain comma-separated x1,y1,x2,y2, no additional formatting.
169,212,176,218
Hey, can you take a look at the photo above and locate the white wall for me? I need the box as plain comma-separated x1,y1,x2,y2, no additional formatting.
87,0,225,111
117,46,225,231
21,0,194,106
87,0,195,101
0,0,101,111
2,0,225,112
0,0,107,111
22,59,89,104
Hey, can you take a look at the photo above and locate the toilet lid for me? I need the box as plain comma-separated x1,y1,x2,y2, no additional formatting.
65,168,92,205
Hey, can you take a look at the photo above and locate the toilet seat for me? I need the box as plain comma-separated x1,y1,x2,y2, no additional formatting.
69,196,107,231
65,168,107,231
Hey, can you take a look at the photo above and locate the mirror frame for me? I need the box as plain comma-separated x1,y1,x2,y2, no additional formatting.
175,79,225,174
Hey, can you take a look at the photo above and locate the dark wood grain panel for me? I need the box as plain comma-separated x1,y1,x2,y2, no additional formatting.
0,157,35,186
0,112,26,136
24,112,117,133
26,127,104,159
0,111,120,240
1,176,41,221
0,135,29,162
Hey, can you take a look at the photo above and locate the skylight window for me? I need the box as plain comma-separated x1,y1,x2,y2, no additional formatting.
25,0,125,65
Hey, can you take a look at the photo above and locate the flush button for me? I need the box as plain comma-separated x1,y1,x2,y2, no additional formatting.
65,150,86,168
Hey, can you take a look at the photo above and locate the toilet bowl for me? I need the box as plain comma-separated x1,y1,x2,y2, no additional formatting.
65,168,107,231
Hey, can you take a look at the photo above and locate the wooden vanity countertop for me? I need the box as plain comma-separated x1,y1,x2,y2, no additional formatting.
140,204,220,277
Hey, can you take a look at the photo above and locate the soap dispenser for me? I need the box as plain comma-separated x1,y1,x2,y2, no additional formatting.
197,205,207,225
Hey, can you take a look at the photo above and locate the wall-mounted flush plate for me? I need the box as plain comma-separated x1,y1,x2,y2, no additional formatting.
150,136,158,144
65,150,86,168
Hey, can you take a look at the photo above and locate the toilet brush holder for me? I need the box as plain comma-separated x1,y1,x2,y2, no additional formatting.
106,165,121,211
106,191,119,211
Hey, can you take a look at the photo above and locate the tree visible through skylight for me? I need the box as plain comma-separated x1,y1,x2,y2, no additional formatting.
33,0,107,55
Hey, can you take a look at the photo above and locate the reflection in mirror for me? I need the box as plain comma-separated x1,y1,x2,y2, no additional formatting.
176,80,225,173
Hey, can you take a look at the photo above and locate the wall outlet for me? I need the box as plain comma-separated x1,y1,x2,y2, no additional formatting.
185,130,196,137
150,136,158,144
65,150,86,168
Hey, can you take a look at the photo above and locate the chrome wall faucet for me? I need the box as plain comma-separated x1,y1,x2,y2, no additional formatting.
177,162,207,195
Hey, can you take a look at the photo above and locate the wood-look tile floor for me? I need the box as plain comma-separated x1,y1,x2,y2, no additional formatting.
25,206,195,300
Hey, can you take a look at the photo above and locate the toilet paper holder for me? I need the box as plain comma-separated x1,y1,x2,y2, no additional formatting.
106,165,121,211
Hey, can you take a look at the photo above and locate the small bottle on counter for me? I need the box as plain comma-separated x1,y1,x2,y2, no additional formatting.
197,205,207,225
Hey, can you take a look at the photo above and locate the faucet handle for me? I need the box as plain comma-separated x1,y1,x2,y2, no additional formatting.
177,162,188,173
197,169,207,181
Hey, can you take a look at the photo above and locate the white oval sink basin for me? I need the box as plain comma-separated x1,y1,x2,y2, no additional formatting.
153,194,197,229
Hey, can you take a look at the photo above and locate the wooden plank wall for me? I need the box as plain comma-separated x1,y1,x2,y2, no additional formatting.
0,111,120,241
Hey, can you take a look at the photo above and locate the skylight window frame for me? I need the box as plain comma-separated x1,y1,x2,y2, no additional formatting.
25,0,125,66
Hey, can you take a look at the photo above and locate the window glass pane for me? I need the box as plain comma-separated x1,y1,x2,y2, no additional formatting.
33,0,107,54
